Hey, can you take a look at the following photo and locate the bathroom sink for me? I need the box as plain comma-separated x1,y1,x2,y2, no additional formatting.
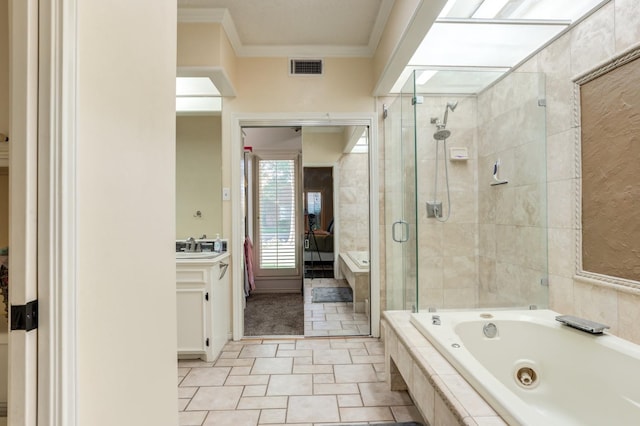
175,251,222,259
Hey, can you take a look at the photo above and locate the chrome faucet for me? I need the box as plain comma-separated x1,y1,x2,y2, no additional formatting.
185,237,197,252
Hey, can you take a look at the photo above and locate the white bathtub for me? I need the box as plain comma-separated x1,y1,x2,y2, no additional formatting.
410,309,640,426
346,251,369,269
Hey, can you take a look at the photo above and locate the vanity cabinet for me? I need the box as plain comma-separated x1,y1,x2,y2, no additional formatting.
176,253,230,362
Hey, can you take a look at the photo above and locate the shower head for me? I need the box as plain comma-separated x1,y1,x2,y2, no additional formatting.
433,128,451,140
442,100,458,128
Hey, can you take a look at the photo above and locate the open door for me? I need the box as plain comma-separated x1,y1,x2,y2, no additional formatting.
8,1,38,424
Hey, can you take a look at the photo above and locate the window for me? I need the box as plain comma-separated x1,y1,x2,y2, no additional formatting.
257,159,296,269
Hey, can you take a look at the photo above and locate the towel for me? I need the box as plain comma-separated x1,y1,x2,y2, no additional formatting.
244,236,255,292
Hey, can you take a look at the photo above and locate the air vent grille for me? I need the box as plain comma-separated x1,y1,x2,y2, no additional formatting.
290,59,323,75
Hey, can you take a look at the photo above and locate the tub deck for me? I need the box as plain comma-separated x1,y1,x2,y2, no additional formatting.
382,311,506,426
338,253,369,314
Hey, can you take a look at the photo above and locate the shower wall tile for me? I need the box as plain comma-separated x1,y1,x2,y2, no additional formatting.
478,256,497,293
443,256,477,289
547,228,574,277
418,257,443,289
546,128,577,182
570,2,615,77
548,274,575,315
443,288,477,309
477,224,496,259
573,280,619,332
339,153,369,252
442,224,476,257
511,184,544,228
477,189,496,224
546,179,575,230
617,291,640,343
615,0,640,52
538,31,571,77
513,139,546,186
544,76,574,137
418,223,443,257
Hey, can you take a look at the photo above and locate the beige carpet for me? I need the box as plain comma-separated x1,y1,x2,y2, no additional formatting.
244,292,304,336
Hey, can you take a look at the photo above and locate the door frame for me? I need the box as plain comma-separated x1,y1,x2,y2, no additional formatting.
230,114,380,340
9,0,79,424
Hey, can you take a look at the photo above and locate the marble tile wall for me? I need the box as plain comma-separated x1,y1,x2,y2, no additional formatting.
380,1,640,340
338,152,369,253
414,97,480,310
475,72,548,307
517,0,640,343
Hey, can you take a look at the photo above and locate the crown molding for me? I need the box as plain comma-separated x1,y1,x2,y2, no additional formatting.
177,7,225,23
177,6,379,58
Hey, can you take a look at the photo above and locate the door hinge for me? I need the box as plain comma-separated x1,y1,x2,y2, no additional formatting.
11,300,38,331
205,292,209,301
206,338,210,347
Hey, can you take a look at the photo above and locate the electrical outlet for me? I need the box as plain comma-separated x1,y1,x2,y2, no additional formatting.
222,187,230,201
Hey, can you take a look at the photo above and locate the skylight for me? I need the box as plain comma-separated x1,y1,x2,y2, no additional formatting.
176,77,222,114
391,0,608,94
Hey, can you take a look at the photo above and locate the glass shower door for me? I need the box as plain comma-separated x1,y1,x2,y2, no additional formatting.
384,75,419,311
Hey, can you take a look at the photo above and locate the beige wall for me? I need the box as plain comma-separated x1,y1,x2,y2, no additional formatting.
76,1,177,424
220,56,377,246
176,115,222,239
517,0,640,343
302,131,344,165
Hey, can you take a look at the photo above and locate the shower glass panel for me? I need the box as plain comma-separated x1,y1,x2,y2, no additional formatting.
408,69,548,311
384,74,419,311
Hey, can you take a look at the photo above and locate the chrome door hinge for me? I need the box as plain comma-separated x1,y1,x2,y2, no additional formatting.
11,300,38,331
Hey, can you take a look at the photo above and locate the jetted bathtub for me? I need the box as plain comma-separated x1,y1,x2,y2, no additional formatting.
410,309,640,426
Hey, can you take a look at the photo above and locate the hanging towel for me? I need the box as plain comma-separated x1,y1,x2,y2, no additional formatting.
244,236,255,292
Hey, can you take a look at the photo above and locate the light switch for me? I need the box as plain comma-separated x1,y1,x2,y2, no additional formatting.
222,187,231,201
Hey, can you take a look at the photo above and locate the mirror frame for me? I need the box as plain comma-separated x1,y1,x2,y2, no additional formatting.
574,43,640,292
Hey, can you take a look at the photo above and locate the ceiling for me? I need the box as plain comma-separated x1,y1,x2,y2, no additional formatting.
176,0,609,109
177,0,394,58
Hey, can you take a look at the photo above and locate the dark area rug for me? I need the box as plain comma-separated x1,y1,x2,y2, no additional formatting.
312,286,353,303
244,292,304,336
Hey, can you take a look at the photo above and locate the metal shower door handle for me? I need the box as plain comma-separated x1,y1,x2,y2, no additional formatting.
392,220,409,243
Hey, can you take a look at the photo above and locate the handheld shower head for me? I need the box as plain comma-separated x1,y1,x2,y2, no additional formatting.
442,100,458,128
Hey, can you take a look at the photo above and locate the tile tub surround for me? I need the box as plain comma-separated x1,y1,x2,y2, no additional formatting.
383,311,506,426
178,336,426,426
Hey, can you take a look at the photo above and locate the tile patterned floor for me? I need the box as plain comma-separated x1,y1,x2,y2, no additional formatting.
304,278,370,337
178,338,425,426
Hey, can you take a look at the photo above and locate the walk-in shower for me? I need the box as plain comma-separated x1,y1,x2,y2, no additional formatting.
428,101,457,222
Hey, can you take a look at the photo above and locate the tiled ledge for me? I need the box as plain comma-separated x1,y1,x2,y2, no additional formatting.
382,311,507,426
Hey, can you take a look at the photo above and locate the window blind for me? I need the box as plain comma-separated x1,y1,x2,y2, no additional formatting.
258,159,296,269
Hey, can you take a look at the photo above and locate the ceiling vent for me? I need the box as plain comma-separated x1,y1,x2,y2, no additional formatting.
290,59,323,76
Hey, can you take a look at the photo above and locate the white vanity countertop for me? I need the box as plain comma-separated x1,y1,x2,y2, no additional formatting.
176,251,230,264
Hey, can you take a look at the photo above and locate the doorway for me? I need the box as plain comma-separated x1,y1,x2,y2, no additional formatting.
239,124,374,337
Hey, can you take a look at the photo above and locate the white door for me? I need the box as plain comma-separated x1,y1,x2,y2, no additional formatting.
8,1,39,424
